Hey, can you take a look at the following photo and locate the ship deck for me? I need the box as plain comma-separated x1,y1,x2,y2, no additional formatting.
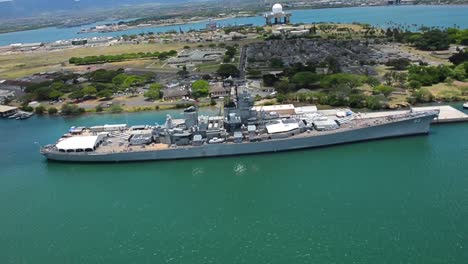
88,112,431,154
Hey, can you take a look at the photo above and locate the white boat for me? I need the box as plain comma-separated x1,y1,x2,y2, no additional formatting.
463,102,468,109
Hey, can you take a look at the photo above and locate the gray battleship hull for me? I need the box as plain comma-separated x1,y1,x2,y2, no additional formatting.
42,113,436,162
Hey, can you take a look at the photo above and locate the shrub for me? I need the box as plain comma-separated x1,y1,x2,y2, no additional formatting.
21,105,34,112
408,80,422,90
109,104,123,113
35,106,45,114
61,103,85,115
413,88,434,103
48,107,58,115
95,105,103,112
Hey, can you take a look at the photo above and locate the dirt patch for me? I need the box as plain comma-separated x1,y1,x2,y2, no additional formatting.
453,81,468,88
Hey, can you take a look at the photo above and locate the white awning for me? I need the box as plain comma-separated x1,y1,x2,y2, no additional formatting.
266,121,299,134
56,136,100,151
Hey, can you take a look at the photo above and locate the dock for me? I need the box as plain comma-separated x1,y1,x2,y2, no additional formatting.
319,105,468,124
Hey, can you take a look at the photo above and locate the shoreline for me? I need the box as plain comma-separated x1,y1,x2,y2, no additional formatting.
76,14,250,35
23,100,468,118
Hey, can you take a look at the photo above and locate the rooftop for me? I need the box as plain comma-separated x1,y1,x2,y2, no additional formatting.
0,105,18,113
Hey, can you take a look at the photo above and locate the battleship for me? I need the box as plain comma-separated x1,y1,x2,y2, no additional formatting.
41,91,439,162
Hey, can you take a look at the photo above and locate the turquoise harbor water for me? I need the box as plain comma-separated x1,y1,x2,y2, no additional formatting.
1,5,468,45
1,106,468,263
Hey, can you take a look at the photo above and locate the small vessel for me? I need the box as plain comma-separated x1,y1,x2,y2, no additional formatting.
463,102,468,109
8,113,20,119
41,91,440,163
8,111,33,120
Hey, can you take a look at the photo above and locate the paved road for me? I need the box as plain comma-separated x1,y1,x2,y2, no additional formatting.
238,45,247,80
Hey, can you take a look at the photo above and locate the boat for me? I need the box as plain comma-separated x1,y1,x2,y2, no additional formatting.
41,91,439,163
8,111,33,120
463,102,468,109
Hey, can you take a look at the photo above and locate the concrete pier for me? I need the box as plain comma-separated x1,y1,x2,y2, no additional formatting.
319,105,468,124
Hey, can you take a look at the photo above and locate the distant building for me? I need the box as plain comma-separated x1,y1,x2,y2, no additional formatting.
209,82,231,98
166,49,225,67
162,88,189,101
264,3,292,25
71,40,87,46
10,42,43,52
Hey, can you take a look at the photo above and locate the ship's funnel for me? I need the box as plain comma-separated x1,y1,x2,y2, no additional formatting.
184,106,198,128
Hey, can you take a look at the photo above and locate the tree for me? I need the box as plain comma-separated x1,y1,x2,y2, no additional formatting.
413,29,450,51
349,93,367,108
452,63,467,81
324,56,340,73
191,80,210,99
373,85,394,97
263,74,278,87
449,50,468,65
385,58,411,70
122,75,146,89
48,107,58,115
225,46,237,59
34,87,53,101
291,71,320,89
91,69,120,83
112,73,129,86
274,79,292,94
81,85,97,96
69,90,85,100
48,90,64,100
144,84,162,101
97,89,113,99
217,64,240,78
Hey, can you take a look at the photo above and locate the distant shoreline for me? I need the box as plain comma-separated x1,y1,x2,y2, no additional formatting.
1,4,468,37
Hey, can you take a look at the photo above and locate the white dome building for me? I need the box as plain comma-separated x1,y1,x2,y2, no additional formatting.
264,3,291,25
272,3,283,14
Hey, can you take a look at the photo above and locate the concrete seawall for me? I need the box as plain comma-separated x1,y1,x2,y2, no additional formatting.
319,105,468,124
